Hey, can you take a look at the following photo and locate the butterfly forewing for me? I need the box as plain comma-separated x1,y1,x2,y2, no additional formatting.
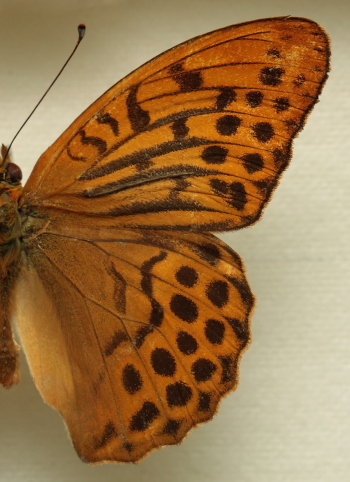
9,16,330,463
24,17,329,232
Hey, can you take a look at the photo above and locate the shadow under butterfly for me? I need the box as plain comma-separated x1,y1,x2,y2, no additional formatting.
0,16,330,464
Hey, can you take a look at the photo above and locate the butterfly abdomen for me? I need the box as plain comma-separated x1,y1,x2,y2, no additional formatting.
0,254,21,388
0,196,22,387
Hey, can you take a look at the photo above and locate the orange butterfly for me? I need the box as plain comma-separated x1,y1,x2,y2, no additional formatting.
0,16,329,463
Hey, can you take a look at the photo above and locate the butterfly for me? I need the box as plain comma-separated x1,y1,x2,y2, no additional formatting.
0,16,330,464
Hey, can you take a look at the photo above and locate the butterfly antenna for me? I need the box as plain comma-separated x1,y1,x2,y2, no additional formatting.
3,24,86,164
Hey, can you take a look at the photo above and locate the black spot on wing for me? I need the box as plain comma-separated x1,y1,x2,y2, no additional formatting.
201,145,228,164
151,348,176,377
191,358,217,382
108,264,126,314
166,382,192,407
94,421,118,449
176,331,198,355
136,252,167,347
122,364,143,394
134,325,154,349
141,252,167,298
205,319,225,345
206,280,229,308
173,70,203,92
169,62,184,74
129,402,160,431
246,91,263,108
175,266,198,288
216,115,241,136
150,298,164,327
97,112,119,136
123,442,134,453
273,147,290,167
163,419,181,435
226,317,249,343
126,84,150,132
228,182,247,210
218,355,236,384
198,391,211,411
170,294,198,323
67,129,107,161
104,330,128,357
210,178,228,195
79,130,107,154
259,67,284,86
293,73,306,87
215,87,237,110
273,97,290,113
267,48,281,58
193,242,221,266
226,275,254,309
241,153,264,173
171,118,189,139
252,122,274,143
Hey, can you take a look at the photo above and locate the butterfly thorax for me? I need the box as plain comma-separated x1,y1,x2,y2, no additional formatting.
0,147,23,277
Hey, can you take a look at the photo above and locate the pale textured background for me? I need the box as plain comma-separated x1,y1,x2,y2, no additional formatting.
0,0,349,481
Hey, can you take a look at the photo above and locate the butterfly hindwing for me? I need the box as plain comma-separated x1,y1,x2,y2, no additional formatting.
15,228,252,462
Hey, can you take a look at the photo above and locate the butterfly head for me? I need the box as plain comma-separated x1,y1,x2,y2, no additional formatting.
1,145,23,183
0,145,23,209
0,145,23,256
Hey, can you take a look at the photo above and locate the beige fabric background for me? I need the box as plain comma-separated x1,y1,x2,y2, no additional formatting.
1,0,349,481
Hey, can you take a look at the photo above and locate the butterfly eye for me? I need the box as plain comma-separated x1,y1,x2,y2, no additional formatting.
7,162,22,183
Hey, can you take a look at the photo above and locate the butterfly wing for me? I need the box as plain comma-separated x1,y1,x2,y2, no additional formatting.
15,228,252,463
23,16,329,233
14,16,330,463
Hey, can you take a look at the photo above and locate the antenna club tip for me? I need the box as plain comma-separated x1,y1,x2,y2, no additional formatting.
78,24,86,40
